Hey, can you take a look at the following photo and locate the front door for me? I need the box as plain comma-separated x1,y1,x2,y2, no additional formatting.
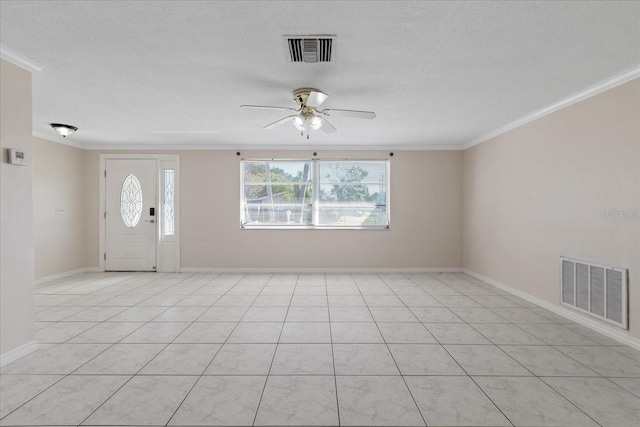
105,159,157,271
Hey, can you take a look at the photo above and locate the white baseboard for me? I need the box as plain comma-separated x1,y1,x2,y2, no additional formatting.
35,267,100,285
180,267,463,274
463,269,640,351
0,341,38,368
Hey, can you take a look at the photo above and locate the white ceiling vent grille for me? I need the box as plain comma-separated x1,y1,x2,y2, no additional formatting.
561,257,628,329
285,36,334,63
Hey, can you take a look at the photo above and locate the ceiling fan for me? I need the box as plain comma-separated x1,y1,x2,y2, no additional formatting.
241,88,376,139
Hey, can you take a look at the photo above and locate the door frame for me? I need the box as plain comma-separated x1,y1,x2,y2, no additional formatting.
99,154,180,272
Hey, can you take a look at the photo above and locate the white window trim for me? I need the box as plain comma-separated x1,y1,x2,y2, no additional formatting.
240,158,390,230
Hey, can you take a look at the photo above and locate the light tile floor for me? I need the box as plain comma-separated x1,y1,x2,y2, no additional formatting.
1,272,639,426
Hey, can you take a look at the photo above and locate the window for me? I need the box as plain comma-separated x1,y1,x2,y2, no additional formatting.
317,161,388,227
163,169,175,235
241,159,389,229
242,161,312,227
120,174,142,227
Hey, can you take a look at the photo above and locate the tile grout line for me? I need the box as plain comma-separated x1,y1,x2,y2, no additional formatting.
536,376,606,427
34,271,197,345
327,274,341,427
429,273,608,427
75,272,201,427
251,273,295,427
4,271,639,427
362,273,428,427
404,272,517,427
30,273,212,426
90,272,241,427
1,275,182,422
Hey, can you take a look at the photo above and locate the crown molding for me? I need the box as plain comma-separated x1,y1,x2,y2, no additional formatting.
47,141,464,151
463,66,640,150
0,44,42,72
34,128,465,151
33,131,86,149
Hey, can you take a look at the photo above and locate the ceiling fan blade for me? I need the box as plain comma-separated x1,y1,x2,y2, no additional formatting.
264,115,296,129
323,108,376,119
306,91,329,108
320,117,337,133
241,105,295,111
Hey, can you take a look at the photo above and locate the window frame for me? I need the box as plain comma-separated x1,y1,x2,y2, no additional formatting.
241,160,313,228
240,158,390,230
162,169,175,236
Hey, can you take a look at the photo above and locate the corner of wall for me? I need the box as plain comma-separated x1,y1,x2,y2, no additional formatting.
0,58,35,355
460,78,640,341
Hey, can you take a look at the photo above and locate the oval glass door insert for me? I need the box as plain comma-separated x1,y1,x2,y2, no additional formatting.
120,174,143,227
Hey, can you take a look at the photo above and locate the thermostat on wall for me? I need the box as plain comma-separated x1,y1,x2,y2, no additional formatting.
9,148,28,166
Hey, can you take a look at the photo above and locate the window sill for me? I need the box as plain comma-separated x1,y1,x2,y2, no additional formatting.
240,225,390,230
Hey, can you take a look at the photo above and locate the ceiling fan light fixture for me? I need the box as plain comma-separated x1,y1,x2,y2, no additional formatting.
292,114,305,131
309,115,323,130
50,123,78,137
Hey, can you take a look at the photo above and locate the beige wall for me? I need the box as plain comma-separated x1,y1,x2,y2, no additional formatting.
82,150,463,270
28,78,638,345
463,79,640,339
182,150,462,268
0,59,35,356
32,137,88,278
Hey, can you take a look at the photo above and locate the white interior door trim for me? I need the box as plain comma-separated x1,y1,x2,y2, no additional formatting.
99,154,180,272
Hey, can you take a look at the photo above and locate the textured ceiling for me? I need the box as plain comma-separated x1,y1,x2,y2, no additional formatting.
1,0,639,150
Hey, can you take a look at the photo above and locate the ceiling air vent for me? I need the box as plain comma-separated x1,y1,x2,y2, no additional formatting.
285,36,335,63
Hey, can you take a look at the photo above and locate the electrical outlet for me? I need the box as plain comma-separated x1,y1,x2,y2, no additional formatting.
304,244,312,252
55,207,66,215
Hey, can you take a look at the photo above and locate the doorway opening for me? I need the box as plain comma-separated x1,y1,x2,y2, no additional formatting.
99,154,180,272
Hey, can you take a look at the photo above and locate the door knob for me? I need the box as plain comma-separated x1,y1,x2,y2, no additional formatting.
145,219,155,223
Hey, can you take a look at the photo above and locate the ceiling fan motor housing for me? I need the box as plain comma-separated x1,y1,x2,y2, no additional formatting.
293,88,320,106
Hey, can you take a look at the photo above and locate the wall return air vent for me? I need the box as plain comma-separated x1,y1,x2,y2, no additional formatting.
560,257,628,329
285,35,335,63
